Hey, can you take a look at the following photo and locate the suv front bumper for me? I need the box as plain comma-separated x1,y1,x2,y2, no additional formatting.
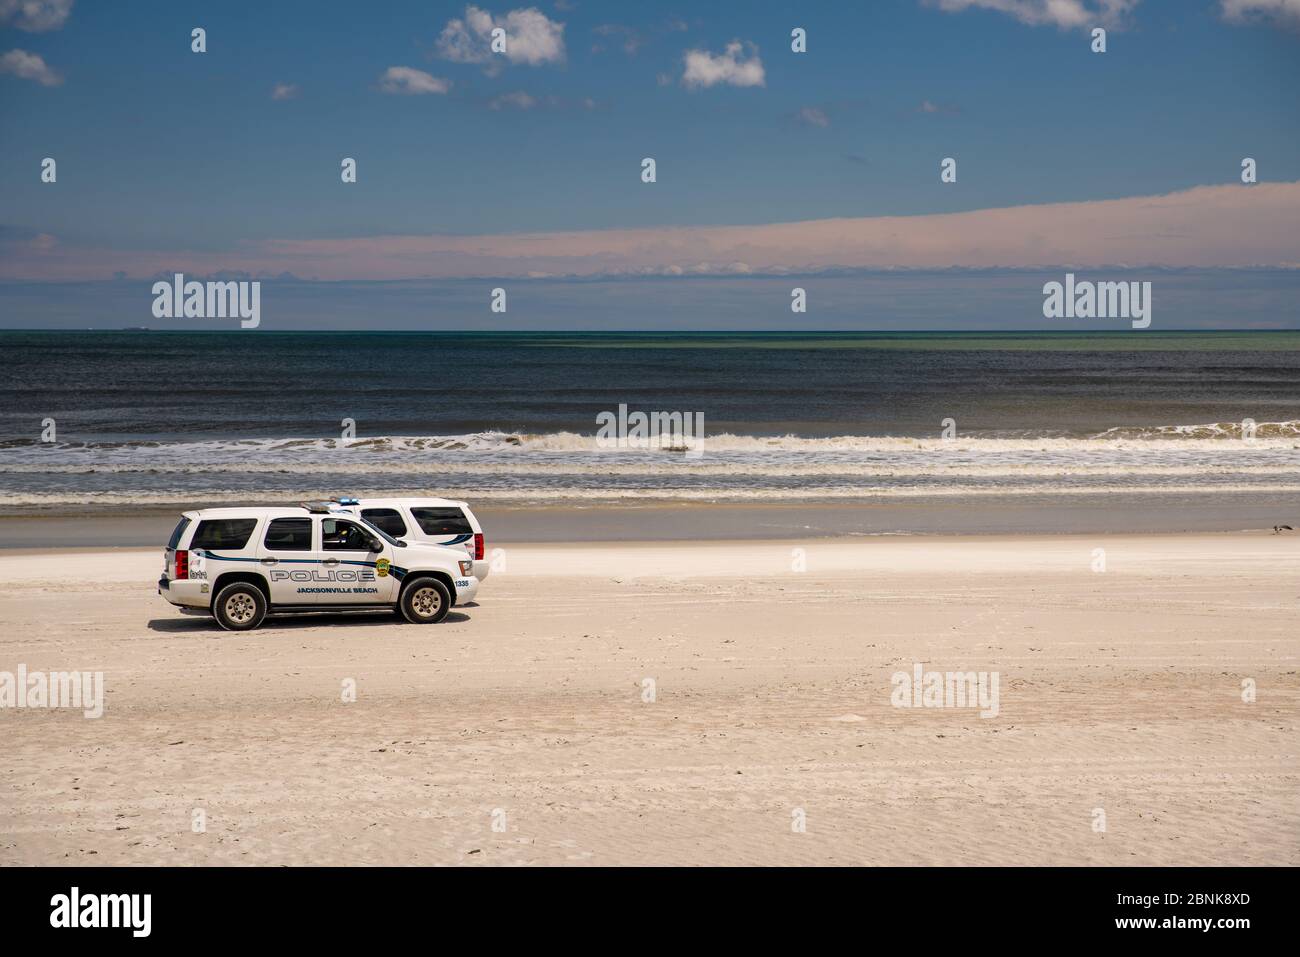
453,576,480,605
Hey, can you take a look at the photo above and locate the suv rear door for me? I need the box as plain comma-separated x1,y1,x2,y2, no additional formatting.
358,507,408,539
257,516,317,605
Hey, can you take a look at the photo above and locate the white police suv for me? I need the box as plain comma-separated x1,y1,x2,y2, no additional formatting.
158,502,480,631
324,497,490,580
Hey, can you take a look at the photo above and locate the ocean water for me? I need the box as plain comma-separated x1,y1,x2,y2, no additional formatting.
1,331,1297,510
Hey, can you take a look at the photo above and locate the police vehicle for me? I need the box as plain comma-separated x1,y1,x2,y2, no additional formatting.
323,496,490,580
158,502,480,631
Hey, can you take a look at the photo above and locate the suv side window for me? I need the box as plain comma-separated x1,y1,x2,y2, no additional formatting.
264,517,313,551
167,517,191,549
321,518,373,551
410,507,472,536
361,508,407,537
190,518,258,550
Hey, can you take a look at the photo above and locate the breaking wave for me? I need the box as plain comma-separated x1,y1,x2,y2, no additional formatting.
2,422,1296,509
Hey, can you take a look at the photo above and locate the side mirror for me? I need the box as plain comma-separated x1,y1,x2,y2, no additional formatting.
368,538,384,553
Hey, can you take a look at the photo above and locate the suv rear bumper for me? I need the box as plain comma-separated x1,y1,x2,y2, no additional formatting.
159,576,209,609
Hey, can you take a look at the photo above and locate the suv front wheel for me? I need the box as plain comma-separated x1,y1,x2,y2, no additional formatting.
399,577,451,624
213,582,268,631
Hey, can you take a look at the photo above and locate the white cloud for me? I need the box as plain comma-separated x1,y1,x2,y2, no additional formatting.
929,0,1139,29
1220,0,1300,26
682,41,765,90
0,48,61,86
8,182,1300,281
0,0,73,32
437,5,565,66
797,106,830,127
378,66,450,95
489,90,537,109
271,82,299,101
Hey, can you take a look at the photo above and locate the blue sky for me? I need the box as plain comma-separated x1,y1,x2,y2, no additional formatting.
2,0,1298,328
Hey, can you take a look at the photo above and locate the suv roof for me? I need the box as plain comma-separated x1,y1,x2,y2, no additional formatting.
180,499,476,522
182,506,343,520
344,497,469,509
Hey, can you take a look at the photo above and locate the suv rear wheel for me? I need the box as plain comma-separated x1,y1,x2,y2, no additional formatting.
213,582,268,631
399,577,451,624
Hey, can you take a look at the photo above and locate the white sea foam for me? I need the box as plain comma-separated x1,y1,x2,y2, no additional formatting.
3,421,1299,460
2,423,1296,507
5,483,1300,509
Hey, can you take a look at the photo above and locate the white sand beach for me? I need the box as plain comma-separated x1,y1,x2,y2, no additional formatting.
1,533,1297,866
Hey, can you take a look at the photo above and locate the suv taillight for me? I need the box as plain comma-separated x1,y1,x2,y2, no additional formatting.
473,533,484,561
174,549,189,580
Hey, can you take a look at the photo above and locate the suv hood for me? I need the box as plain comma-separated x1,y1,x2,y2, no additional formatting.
398,541,470,563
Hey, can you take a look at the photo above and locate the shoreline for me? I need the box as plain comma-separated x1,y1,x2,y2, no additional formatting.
3,495,1300,548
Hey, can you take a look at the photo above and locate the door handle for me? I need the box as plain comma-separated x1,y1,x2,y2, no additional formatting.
260,558,279,566
322,558,340,567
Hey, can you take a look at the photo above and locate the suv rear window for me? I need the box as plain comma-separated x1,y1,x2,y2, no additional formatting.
264,517,313,551
410,507,471,536
361,508,407,537
167,517,191,549
190,518,258,551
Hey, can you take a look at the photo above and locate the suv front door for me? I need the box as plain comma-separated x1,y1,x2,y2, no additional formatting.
317,517,396,604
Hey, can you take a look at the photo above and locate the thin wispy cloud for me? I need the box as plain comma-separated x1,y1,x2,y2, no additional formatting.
485,90,595,110
8,183,1298,281
437,5,566,66
271,82,300,101
592,19,691,55
797,106,830,127
928,0,1139,30
0,48,62,86
377,66,450,95
592,23,646,55
682,40,765,89
1220,0,1300,27
488,90,537,109
0,0,73,32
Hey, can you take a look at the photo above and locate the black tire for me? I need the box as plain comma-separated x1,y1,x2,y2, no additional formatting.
212,581,268,631
399,577,451,624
